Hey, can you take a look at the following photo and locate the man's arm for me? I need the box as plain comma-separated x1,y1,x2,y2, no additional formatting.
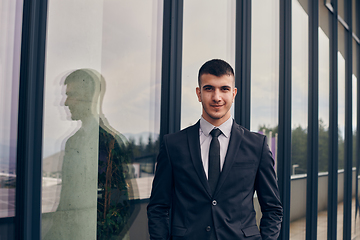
255,136,283,240
147,137,173,240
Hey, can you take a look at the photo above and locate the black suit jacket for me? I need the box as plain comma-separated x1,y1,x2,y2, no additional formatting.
147,121,283,240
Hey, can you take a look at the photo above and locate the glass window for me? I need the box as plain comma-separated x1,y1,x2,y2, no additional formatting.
0,0,23,218
338,0,345,24
352,40,358,170
290,0,308,238
351,38,358,239
317,1,330,238
41,1,163,239
337,21,346,240
352,0,357,38
181,0,235,129
250,0,279,166
250,0,279,227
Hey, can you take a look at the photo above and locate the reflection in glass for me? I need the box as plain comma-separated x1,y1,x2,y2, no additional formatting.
338,22,346,240
41,1,163,239
250,0,279,169
0,0,23,218
317,24,330,238
250,0,279,227
353,40,358,169
352,39,358,239
181,0,235,129
352,74,358,239
338,25,346,171
43,70,101,239
337,0,345,22
352,0,357,38
290,0,308,238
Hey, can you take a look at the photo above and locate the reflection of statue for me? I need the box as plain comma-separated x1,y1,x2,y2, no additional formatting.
96,71,139,239
43,69,138,240
43,69,100,239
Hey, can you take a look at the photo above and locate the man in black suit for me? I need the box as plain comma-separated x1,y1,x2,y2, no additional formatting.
147,59,282,240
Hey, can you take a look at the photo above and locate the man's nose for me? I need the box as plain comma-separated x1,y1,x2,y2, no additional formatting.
212,90,221,102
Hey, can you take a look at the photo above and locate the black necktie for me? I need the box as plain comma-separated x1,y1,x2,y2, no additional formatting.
208,128,222,194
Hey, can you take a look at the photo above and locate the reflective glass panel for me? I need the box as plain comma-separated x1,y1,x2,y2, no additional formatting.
0,0,23,218
352,0,357,38
250,0,279,169
337,22,346,240
41,1,163,239
250,0,279,226
290,0,308,238
352,38,358,239
338,0,345,24
353,39,358,170
317,1,330,238
181,0,235,129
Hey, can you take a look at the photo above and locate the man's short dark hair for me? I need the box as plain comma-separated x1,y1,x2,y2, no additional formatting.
198,59,234,86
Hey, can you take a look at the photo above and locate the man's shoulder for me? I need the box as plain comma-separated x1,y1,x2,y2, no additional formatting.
232,122,266,143
165,123,198,137
164,123,199,145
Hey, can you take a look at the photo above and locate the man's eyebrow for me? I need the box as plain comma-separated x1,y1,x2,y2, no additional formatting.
202,84,232,89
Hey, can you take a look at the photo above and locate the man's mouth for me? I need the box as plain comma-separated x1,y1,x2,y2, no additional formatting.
211,104,223,108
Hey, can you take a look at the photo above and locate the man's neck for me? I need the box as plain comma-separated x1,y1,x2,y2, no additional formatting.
202,114,231,127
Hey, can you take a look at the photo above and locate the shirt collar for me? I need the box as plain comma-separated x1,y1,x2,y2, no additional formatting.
200,116,233,138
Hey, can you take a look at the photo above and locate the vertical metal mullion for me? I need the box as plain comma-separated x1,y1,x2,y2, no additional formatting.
278,0,292,239
306,0,319,238
159,0,183,143
328,0,339,239
15,0,48,239
356,0,360,229
234,0,251,129
343,0,353,239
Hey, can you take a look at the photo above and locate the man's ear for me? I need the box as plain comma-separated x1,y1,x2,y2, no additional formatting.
232,87,237,101
196,87,202,102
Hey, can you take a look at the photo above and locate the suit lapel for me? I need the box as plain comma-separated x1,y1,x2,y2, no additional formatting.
187,121,212,197
214,121,244,196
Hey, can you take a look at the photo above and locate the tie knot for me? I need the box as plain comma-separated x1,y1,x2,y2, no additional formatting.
210,128,222,138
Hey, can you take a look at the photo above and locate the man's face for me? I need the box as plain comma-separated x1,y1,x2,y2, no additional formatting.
196,73,237,126
64,82,92,120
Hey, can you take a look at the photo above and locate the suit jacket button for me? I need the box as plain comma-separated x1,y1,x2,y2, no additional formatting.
206,226,211,232
212,200,217,206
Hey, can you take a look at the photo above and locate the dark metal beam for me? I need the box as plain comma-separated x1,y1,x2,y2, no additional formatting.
159,0,183,143
343,0,353,238
234,0,251,129
328,0,339,239
278,0,292,239
306,0,319,238
15,0,48,239
356,0,360,229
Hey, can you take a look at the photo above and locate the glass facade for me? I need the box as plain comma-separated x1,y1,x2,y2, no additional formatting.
338,0,345,23
250,0,279,166
337,22,346,240
352,38,358,239
290,0,308,238
352,0,357,37
0,0,23,218
317,1,330,237
250,0,279,226
41,1,162,239
2,0,360,239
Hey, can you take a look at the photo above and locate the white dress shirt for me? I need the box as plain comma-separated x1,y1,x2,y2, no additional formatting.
199,116,233,179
